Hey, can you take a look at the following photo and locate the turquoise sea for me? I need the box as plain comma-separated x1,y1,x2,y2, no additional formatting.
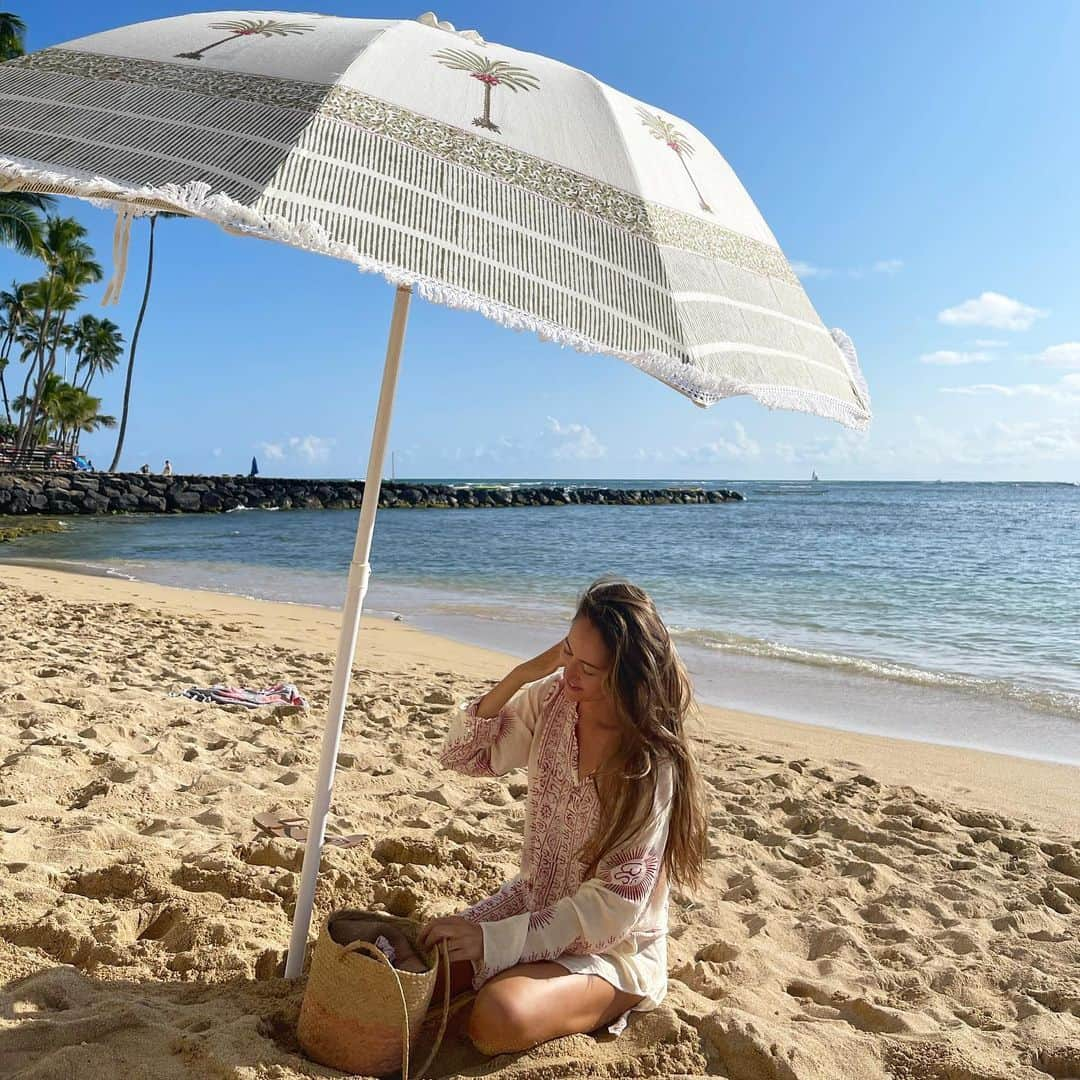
4,480,1079,764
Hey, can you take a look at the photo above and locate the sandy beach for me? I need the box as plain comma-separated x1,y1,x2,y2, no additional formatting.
1,562,1078,1079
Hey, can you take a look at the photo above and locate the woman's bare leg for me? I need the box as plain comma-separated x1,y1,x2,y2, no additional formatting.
467,962,643,1055
433,957,476,1003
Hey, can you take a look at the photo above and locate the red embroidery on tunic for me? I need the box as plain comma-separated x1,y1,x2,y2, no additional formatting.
462,878,527,923
600,847,662,903
527,905,555,932
444,676,669,988
439,704,514,777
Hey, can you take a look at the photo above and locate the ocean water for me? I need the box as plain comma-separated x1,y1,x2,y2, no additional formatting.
4,480,1079,764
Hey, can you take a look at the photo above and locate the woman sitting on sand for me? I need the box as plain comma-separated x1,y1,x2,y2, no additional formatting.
418,578,707,1055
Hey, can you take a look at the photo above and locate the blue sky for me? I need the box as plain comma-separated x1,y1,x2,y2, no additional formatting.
7,1,1080,480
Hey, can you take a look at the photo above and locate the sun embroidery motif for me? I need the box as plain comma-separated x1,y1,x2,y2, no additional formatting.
600,846,661,903
434,48,539,134
636,106,712,213
527,906,556,932
175,18,315,62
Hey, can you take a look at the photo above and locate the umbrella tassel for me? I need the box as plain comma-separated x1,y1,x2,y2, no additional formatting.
101,207,135,307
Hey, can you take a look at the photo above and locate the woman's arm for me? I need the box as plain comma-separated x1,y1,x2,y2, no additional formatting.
438,643,565,777
474,762,674,981
472,642,564,717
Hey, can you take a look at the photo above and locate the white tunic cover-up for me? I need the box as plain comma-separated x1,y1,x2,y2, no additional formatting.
439,672,672,1025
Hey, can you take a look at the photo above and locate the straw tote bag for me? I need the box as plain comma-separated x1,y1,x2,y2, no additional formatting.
298,909,451,1079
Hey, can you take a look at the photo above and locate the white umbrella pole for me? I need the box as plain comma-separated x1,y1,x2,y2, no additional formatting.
285,284,413,979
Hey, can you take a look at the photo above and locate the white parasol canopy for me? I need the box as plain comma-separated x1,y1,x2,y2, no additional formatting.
0,10,872,977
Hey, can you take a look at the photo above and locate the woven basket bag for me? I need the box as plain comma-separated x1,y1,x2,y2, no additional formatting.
298,909,451,1079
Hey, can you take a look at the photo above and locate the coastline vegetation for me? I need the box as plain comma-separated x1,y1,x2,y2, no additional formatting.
0,10,156,469
0,514,65,542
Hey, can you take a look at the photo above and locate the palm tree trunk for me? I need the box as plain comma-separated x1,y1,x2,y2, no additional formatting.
176,32,242,60
677,152,711,212
0,359,10,425
16,351,34,430
0,329,12,423
109,216,155,473
17,304,55,452
21,315,65,449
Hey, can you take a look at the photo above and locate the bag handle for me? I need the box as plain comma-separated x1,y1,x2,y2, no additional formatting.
342,939,451,1080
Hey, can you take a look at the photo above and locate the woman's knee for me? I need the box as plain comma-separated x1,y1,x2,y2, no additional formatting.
467,980,536,1055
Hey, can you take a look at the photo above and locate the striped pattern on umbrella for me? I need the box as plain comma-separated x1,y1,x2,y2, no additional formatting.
0,11,870,428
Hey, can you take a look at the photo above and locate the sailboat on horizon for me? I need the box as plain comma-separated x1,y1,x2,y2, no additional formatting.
811,470,820,482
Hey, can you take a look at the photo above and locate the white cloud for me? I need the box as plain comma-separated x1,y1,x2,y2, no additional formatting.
258,441,285,461
774,429,870,466
770,412,1080,471
974,339,1008,348
211,447,223,458
257,435,334,464
287,435,334,463
908,415,1080,466
792,258,904,281
790,260,831,279
937,291,1047,331
544,417,606,460
919,350,992,366
634,423,760,463
939,373,1080,403
1029,342,1080,369
693,422,760,461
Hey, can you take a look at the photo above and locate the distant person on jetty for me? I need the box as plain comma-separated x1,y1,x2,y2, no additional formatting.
162,459,173,477
139,463,150,475
419,578,706,1054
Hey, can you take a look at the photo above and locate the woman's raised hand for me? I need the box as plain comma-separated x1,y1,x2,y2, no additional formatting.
515,640,566,684
472,641,565,719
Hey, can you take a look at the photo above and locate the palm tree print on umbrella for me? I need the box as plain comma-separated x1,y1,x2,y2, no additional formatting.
175,19,315,61
434,48,539,134
636,107,712,213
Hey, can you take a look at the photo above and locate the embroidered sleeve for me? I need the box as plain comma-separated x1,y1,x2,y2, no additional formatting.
438,672,558,778
477,761,673,979
460,877,528,924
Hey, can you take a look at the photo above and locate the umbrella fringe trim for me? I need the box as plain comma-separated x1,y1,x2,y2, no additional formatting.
0,158,871,430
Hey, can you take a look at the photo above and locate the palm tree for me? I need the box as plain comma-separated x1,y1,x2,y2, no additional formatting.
0,192,54,256
16,217,102,451
434,48,539,133
13,370,63,447
44,381,115,454
0,281,32,422
175,18,314,61
109,212,178,472
636,107,712,213
71,314,124,391
0,11,26,60
0,16,59,258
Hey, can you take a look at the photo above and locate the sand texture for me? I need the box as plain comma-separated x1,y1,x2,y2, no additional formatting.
0,566,1078,1079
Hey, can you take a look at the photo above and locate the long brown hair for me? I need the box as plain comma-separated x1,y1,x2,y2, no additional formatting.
576,578,708,890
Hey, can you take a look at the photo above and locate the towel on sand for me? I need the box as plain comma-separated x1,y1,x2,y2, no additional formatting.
179,682,308,709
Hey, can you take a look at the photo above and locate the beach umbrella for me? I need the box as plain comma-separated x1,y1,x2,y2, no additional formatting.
0,11,872,978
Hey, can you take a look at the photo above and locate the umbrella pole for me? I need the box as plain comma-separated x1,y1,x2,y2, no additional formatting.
284,284,413,979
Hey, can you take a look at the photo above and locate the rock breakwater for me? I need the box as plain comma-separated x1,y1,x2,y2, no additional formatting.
0,472,744,516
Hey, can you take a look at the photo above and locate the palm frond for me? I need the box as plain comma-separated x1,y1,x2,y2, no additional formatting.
636,107,694,155
209,19,314,37
434,47,487,72
488,62,540,91
0,11,26,61
0,195,44,256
